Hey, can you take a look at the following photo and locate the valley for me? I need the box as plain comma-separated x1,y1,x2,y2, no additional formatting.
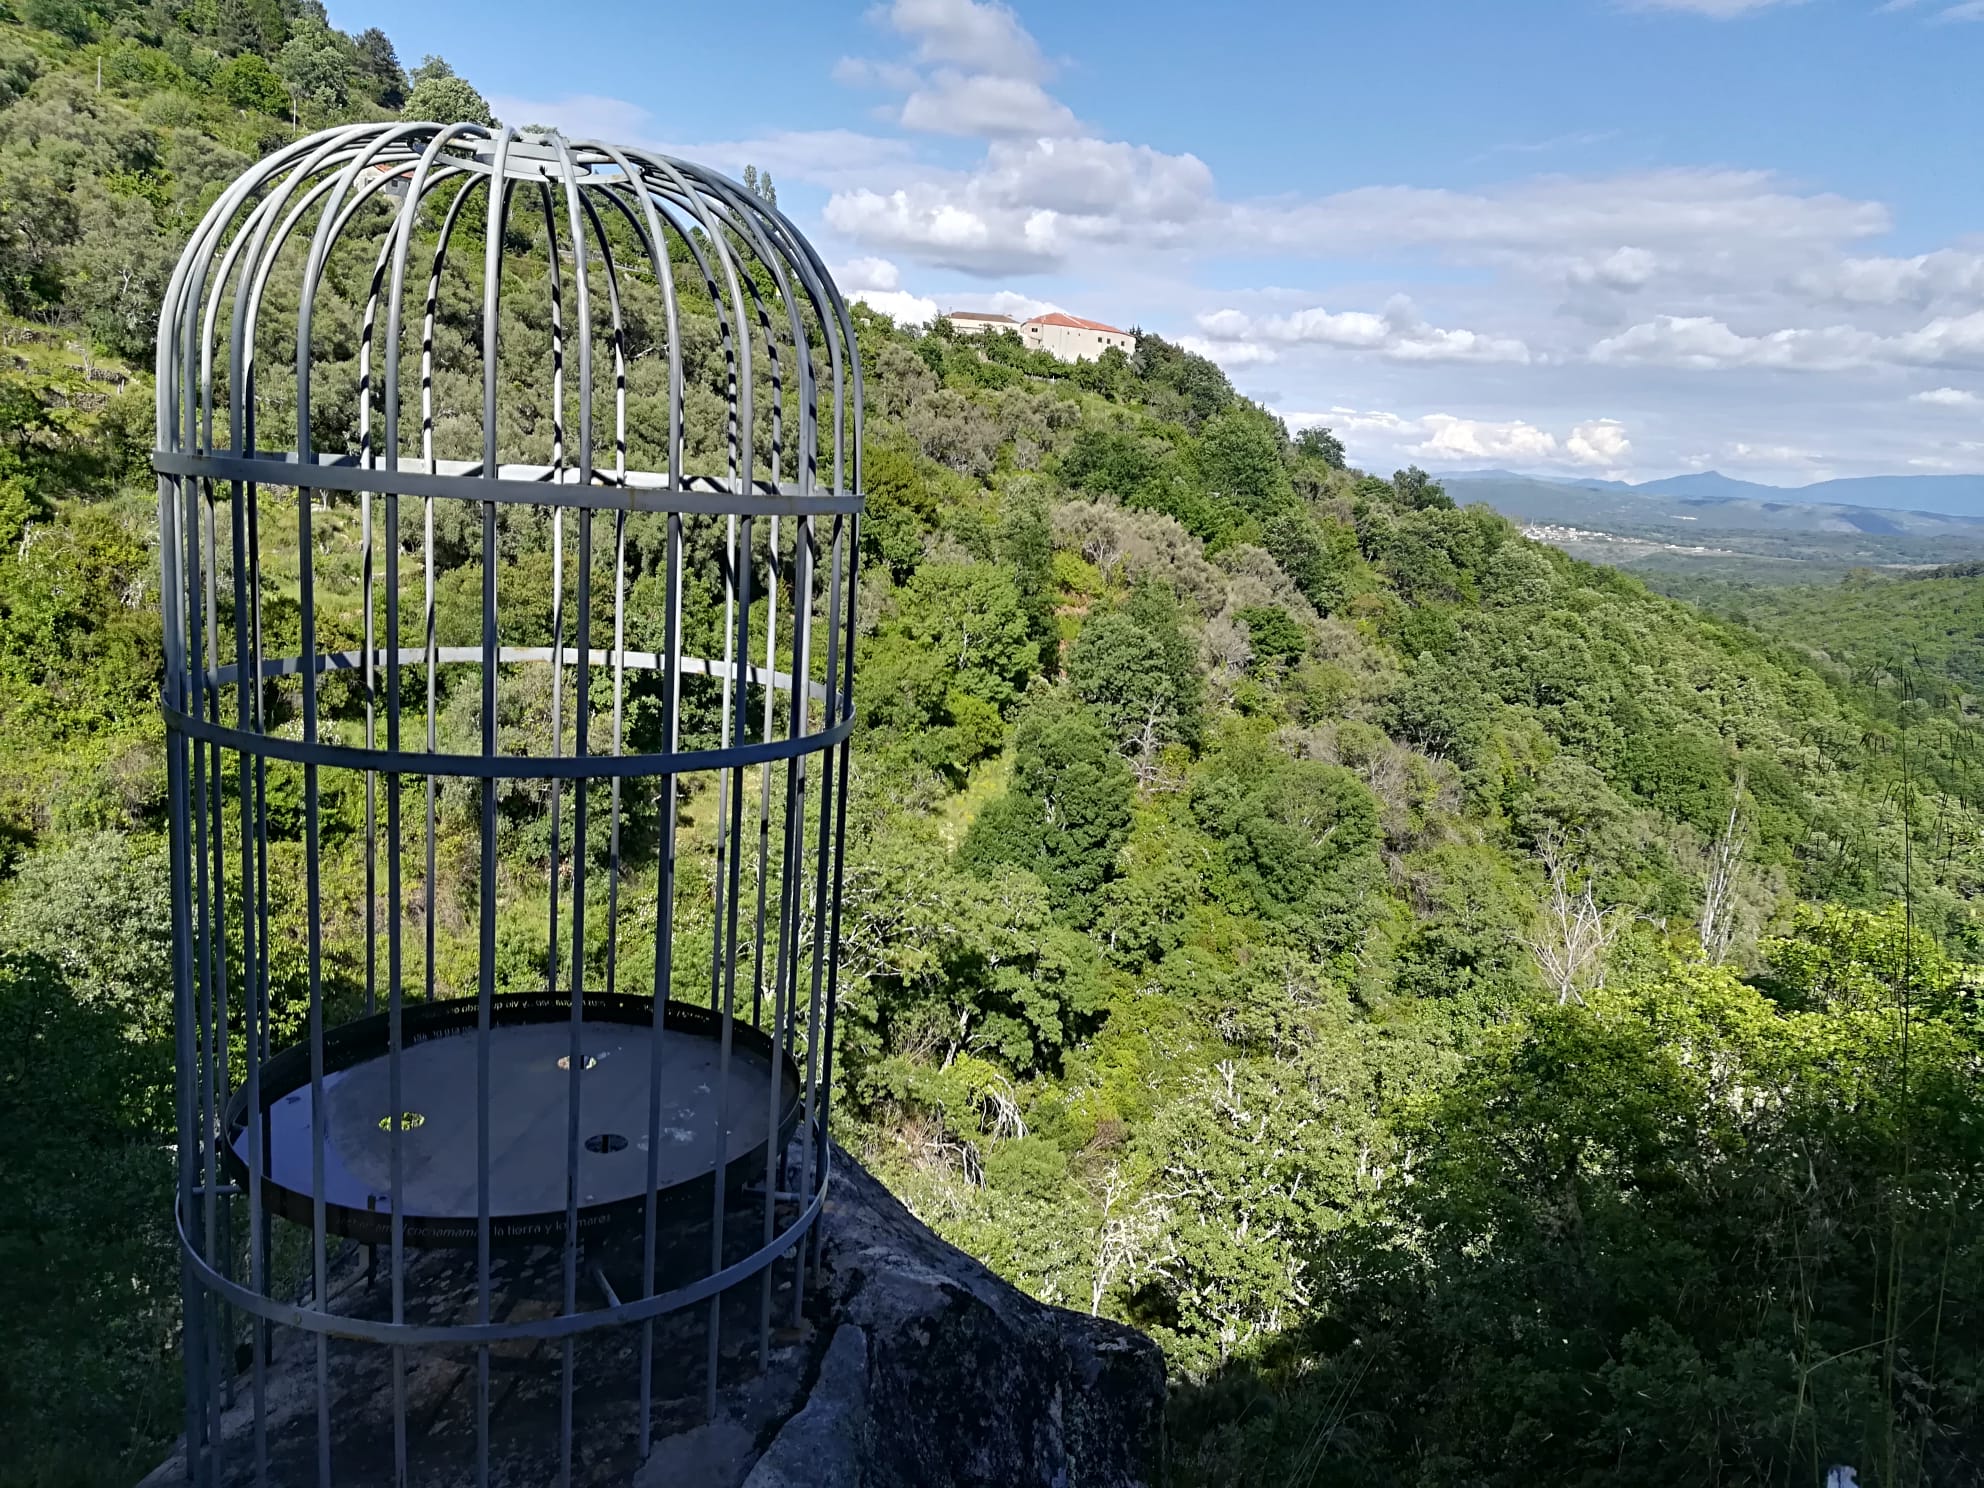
1449,469,1984,579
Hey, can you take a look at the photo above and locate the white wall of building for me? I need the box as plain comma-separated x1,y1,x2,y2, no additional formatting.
1021,320,1135,363
945,314,1018,339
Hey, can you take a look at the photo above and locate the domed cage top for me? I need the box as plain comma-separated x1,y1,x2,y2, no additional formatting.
154,122,861,1486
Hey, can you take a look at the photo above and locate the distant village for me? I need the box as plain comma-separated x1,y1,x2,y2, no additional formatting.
942,309,1136,364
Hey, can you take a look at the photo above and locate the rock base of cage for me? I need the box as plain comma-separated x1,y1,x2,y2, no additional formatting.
143,1146,1165,1488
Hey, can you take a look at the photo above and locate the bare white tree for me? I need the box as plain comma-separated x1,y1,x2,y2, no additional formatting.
972,1069,1028,1140
1050,498,1228,613
1698,773,1747,965
1529,837,1626,1005
1200,613,1252,686
1090,1166,1169,1316
1128,697,1182,793
1051,498,1129,584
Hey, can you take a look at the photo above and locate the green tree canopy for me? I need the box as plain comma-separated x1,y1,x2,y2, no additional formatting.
403,54,495,126
960,692,1134,922
215,51,288,114
1195,408,1294,522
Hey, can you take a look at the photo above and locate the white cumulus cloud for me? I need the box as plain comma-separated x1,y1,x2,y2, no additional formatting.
1567,246,1660,289
1726,441,1827,469
1890,310,1984,364
1416,414,1563,463
1228,169,1886,263
1276,406,1634,474
1590,315,1880,371
836,256,902,292
826,137,1216,274
976,289,1067,321
898,72,1078,137
1797,249,1984,308
875,0,1050,80
1192,298,1530,365
840,0,1076,139
1179,336,1278,367
570,0,1983,485
851,287,939,325
1592,309,1984,371
1566,419,1633,466
1912,385,1984,407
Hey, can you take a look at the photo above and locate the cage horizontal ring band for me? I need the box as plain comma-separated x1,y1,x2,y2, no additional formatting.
155,451,863,518
165,705,856,779
173,1133,831,1348
201,646,836,703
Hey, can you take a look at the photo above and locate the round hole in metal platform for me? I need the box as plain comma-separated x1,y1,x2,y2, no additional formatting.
378,1111,425,1133
585,1132,629,1155
557,1054,599,1071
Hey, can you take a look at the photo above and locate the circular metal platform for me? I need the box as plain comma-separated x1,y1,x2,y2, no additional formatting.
223,993,802,1248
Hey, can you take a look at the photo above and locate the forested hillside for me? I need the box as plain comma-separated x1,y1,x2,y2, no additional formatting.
1661,563,1984,707
0,5,1980,1488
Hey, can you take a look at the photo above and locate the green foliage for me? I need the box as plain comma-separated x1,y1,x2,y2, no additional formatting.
1132,964,1384,1373
1059,422,1230,545
861,561,1037,776
352,27,405,108
860,441,937,578
1388,842,1533,1005
1067,608,1179,749
403,54,495,126
1292,423,1344,469
24,0,90,42
0,504,161,743
0,830,173,1068
1262,505,1357,613
812,279,1984,1487
1192,751,1379,929
1194,407,1293,525
740,162,776,206
998,480,1058,668
1236,604,1303,673
275,18,357,114
216,50,286,112
846,826,1108,1073
1758,900,1956,1013
1177,940,1984,1485
1392,463,1452,511
1066,578,1204,755
1130,330,1237,429
1620,718,1732,833
0,949,178,1487
960,692,1133,923
1661,562,1984,727
1,21,1981,1483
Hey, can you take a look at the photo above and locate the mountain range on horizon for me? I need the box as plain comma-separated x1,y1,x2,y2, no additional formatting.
1443,467,1984,521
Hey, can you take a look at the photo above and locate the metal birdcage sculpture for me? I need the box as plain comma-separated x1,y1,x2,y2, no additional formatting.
154,121,861,1486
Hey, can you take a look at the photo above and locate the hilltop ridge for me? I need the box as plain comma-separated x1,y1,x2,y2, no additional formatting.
1447,465,1984,519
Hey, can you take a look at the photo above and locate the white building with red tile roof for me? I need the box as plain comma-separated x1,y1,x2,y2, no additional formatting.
1021,312,1136,363
943,310,1021,337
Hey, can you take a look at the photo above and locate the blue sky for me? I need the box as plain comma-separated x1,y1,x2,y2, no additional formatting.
335,0,1984,484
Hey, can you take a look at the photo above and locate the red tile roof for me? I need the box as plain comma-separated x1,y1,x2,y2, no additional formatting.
1025,312,1131,336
